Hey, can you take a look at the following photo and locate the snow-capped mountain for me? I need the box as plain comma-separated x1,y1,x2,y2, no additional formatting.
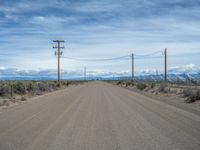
134,73,200,82
0,64,199,81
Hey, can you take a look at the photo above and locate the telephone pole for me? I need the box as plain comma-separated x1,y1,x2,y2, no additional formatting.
53,40,65,85
84,66,86,81
132,53,134,81
164,48,167,82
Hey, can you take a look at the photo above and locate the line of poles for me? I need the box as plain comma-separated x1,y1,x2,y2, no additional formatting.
131,48,167,82
52,40,168,83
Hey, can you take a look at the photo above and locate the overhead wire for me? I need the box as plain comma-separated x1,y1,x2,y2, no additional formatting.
61,51,164,62
135,51,163,58
62,54,131,62
0,50,165,61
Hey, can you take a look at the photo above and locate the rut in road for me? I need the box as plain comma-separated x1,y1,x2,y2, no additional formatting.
0,81,200,150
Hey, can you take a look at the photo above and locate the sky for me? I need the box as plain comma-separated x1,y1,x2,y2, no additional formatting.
0,0,200,79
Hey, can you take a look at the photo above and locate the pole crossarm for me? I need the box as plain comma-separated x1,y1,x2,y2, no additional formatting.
53,40,65,42
53,46,65,49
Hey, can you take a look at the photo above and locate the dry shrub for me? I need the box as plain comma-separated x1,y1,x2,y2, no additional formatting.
21,96,27,101
158,84,168,93
183,88,200,103
116,81,122,85
136,83,147,90
0,84,10,97
125,81,134,87
150,83,156,88
0,100,9,106
13,82,26,95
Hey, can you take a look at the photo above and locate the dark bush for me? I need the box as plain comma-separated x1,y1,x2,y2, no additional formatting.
183,88,191,97
136,83,147,90
62,81,71,87
37,82,48,92
21,96,27,101
13,82,26,95
183,89,200,103
116,81,122,85
125,81,134,87
48,82,58,91
26,83,34,92
151,83,156,88
158,84,167,93
0,84,10,97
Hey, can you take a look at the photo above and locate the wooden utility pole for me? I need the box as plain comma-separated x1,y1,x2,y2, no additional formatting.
132,53,134,81
53,40,64,85
10,82,13,99
84,66,86,81
164,48,167,82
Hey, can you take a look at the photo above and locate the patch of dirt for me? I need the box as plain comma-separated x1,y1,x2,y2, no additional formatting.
123,85,200,115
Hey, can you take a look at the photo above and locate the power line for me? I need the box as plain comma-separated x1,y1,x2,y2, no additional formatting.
0,51,199,59
62,54,131,62
135,51,163,58
135,56,163,60
61,51,165,62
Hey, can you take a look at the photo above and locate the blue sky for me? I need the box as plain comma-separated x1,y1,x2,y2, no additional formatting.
0,0,200,78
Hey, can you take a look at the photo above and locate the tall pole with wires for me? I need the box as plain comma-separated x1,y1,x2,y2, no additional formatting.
84,66,86,81
164,48,167,82
53,40,64,85
132,53,134,81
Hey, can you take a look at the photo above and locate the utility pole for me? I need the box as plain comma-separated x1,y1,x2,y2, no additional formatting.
53,40,65,85
132,53,134,81
164,48,167,82
84,66,86,81
61,69,63,80
10,82,13,100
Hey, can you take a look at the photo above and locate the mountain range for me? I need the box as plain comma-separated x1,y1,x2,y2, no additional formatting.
0,64,199,82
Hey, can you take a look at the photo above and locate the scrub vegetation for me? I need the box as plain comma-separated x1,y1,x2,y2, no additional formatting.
0,80,85,106
109,80,200,103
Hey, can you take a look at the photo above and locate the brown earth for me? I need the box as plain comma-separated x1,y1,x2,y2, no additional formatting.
0,81,200,150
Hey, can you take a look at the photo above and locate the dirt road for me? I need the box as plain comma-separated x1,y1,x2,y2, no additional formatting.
0,81,200,150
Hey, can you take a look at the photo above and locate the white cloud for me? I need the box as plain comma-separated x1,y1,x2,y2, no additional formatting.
32,16,46,22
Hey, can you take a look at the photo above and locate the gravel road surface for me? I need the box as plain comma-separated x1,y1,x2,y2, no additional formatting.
0,81,200,150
